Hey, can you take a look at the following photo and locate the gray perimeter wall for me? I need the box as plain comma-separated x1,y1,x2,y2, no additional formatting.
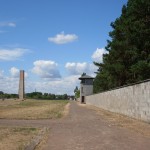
86,80,150,122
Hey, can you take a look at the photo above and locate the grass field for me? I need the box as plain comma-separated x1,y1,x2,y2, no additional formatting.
0,126,40,150
0,99,68,119
0,99,69,149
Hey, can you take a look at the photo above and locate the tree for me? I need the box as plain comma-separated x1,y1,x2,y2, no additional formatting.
74,86,80,98
0,91,4,95
94,0,150,93
26,92,42,99
81,72,86,76
48,93,56,100
62,94,68,100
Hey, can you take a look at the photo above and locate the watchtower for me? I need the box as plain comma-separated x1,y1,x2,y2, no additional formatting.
79,74,94,103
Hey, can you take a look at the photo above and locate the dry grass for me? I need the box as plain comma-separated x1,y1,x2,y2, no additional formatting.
0,99,68,119
0,100,69,149
34,128,50,150
0,126,40,150
83,104,150,137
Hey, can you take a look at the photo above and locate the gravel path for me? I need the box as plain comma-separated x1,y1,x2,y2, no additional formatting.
43,101,150,150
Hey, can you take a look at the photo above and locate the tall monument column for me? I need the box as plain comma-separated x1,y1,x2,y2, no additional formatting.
19,70,25,100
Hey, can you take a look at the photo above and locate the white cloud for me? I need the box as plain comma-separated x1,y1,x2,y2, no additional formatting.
0,48,29,61
65,62,97,76
48,32,78,44
0,68,29,93
0,77,19,94
0,69,4,79
32,60,61,78
10,67,19,78
25,72,28,78
0,73,79,95
92,48,108,63
10,67,28,78
0,22,16,27
0,65,80,94
26,75,80,95
8,22,16,27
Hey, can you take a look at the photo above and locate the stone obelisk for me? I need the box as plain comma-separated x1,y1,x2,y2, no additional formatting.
19,70,25,100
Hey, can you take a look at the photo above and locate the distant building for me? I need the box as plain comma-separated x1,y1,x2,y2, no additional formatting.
79,74,94,103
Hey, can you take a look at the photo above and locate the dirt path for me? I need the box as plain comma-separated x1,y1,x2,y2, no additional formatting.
0,119,56,127
0,101,150,150
43,101,150,150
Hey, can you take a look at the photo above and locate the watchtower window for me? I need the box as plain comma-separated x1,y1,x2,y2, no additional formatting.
81,79,93,85
81,79,85,84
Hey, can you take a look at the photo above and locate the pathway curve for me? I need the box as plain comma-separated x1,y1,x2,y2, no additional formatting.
43,101,150,150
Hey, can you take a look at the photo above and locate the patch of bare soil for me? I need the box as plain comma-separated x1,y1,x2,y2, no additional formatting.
83,104,150,137
63,102,70,118
0,127,40,150
34,103,70,150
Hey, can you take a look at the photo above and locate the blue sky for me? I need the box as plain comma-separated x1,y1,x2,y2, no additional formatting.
0,0,127,94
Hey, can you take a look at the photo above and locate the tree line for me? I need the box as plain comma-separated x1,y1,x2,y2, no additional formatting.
26,92,71,100
0,91,18,99
0,91,73,100
93,0,150,93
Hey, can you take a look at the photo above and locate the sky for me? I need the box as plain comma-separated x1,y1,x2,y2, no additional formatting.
0,0,128,95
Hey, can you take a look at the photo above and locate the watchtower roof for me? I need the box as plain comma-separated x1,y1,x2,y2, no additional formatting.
79,75,94,80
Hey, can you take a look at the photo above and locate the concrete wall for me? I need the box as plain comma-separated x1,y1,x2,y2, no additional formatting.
86,80,150,122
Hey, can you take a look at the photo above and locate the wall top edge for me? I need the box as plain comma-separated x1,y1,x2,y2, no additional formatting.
92,78,150,96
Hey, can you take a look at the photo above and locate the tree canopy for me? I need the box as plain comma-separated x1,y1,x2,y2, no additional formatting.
74,86,80,98
94,0,150,93
26,92,69,100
